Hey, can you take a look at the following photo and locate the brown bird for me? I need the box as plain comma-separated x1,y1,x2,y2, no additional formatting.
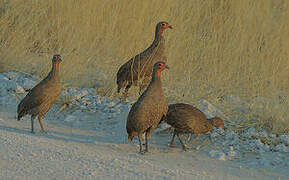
164,103,225,150
17,54,62,133
117,21,172,98
126,61,169,153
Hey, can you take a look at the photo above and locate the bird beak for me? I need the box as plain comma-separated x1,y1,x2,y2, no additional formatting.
165,65,170,69
168,25,173,29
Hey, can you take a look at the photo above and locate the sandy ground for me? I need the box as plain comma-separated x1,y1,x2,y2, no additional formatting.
0,104,287,180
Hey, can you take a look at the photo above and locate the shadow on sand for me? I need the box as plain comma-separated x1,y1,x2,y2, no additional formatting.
0,124,125,145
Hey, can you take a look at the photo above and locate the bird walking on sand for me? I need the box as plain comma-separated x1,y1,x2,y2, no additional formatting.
126,61,169,153
17,54,62,133
164,103,225,150
117,21,172,98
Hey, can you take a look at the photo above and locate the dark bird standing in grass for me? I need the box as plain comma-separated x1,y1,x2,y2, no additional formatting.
126,61,169,153
17,54,62,133
117,21,172,98
164,103,225,150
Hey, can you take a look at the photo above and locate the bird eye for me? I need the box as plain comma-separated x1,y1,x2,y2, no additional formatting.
158,63,163,67
161,23,165,26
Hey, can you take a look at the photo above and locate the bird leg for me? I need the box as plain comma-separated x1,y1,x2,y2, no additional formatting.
177,133,187,151
122,84,131,101
138,134,143,153
144,128,153,153
169,130,177,147
38,115,46,133
191,134,199,145
31,115,36,134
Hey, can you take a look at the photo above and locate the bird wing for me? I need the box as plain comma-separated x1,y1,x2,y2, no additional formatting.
17,78,52,114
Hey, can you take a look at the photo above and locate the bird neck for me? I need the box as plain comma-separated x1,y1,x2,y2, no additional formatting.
153,28,165,46
151,69,162,84
51,62,60,77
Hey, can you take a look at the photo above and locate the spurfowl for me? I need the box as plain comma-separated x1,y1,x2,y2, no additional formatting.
126,61,169,153
17,54,62,133
117,21,172,98
164,103,224,150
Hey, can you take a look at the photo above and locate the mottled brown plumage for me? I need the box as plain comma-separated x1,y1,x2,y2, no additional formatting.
126,61,169,153
17,54,62,133
117,21,172,97
164,103,224,150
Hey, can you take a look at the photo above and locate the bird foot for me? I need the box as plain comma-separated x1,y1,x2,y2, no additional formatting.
182,145,188,151
139,149,149,155
169,143,176,148
139,150,146,155
40,130,47,134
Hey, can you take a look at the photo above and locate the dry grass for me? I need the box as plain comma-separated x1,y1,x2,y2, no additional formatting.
0,0,288,133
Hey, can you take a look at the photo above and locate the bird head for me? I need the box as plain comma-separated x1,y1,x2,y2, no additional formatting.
153,61,169,77
156,21,173,36
212,117,225,129
52,54,62,63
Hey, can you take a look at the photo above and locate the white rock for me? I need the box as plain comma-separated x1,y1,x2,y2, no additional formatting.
210,131,219,138
262,144,270,152
233,144,240,150
257,131,268,138
80,105,87,110
22,78,35,90
16,85,25,94
227,150,237,157
154,123,171,133
225,130,237,140
106,101,116,108
2,80,17,92
0,74,8,81
96,96,102,104
255,139,264,148
247,127,257,136
74,90,89,100
64,115,77,122
227,146,238,157
197,99,222,118
275,144,289,153
242,132,251,139
280,135,289,146
222,94,241,105
5,72,20,80
216,127,225,135
209,150,226,161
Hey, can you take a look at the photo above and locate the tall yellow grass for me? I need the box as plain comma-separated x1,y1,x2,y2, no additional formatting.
0,0,288,133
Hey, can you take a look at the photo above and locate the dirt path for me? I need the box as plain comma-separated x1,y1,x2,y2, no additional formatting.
0,106,286,180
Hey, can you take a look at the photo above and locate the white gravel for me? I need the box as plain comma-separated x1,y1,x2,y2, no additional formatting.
0,72,288,179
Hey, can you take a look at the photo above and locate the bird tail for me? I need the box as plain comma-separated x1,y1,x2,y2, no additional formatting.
128,134,134,142
17,106,24,121
17,105,24,121
17,113,23,121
